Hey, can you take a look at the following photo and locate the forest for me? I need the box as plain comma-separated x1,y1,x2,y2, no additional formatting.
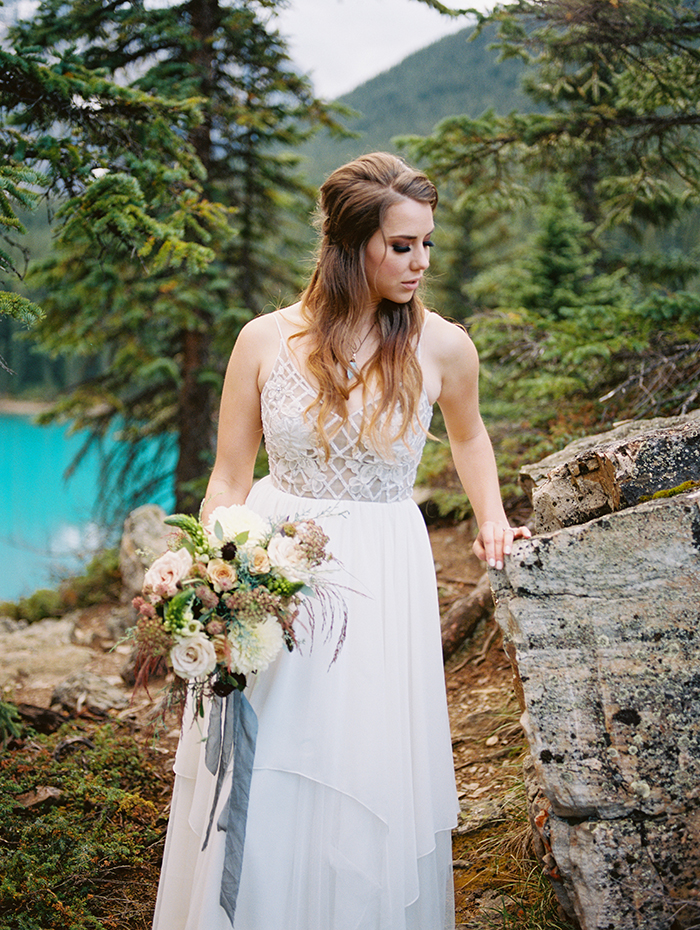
2,0,700,519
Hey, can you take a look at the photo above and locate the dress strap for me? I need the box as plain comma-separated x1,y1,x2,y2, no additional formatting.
271,313,292,362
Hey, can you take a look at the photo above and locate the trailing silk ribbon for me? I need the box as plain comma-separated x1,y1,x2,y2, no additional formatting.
202,689,259,927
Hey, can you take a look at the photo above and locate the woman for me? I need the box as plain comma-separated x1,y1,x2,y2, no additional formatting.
152,152,530,930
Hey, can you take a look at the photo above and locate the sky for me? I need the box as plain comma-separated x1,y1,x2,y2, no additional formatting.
273,0,488,99
3,0,489,101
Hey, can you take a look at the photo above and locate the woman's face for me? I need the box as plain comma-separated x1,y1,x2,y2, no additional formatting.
363,198,434,307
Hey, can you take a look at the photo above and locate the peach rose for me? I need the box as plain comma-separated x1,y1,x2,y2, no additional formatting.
267,534,308,584
207,558,238,593
249,546,271,575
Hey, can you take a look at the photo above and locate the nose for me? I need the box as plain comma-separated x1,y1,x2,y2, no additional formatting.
411,245,430,271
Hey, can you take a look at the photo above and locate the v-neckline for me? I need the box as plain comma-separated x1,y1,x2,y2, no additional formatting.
283,350,369,418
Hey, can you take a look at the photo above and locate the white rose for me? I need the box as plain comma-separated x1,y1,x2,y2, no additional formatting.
143,548,193,601
170,633,217,681
267,534,309,584
206,504,267,548
228,616,284,675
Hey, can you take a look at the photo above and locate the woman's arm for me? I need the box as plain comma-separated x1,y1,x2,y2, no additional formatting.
201,318,269,524
425,314,530,568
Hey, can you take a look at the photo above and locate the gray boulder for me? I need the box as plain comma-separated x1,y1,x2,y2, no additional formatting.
520,410,700,533
119,504,170,602
491,488,700,930
51,670,129,714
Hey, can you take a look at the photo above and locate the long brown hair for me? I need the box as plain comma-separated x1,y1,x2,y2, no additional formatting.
298,152,438,457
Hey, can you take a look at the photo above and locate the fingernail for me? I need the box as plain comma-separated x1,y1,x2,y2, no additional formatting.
488,558,496,567
496,560,503,570
504,546,511,555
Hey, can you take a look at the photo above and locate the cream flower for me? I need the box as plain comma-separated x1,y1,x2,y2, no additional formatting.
248,546,271,575
170,633,217,680
267,534,309,584
207,558,238,592
143,548,193,602
206,504,267,548
227,616,284,675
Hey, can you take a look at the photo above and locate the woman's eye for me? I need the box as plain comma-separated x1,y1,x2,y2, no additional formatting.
390,240,434,253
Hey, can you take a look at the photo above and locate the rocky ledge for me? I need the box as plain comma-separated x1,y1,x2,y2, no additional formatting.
492,412,700,930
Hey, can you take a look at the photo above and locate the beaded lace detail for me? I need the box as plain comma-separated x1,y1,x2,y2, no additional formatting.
261,335,432,503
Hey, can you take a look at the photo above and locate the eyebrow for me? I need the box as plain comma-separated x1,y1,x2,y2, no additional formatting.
386,230,435,240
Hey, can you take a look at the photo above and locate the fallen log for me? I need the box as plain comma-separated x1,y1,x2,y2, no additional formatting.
441,571,494,661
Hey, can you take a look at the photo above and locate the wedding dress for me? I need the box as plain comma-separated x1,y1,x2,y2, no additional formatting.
152,317,459,930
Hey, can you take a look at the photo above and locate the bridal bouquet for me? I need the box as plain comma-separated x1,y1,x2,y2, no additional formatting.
131,504,341,712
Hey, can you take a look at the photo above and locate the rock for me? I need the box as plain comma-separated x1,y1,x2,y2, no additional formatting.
105,604,137,640
491,488,700,929
69,605,137,649
119,504,171,602
519,410,700,533
0,617,28,633
51,670,129,714
548,808,700,930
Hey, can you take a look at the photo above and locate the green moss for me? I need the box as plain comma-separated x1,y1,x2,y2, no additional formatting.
0,722,165,929
638,479,700,503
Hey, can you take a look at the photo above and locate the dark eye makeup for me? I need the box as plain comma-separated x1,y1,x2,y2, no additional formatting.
391,240,435,253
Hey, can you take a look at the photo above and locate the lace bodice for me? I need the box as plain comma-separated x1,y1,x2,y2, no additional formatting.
261,334,432,503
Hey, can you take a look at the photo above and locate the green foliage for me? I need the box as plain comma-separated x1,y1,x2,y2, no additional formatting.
404,0,700,428
0,722,164,929
417,438,472,520
0,588,65,625
0,163,46,360
0,701,22,750
59,547,122,610
420,0,700,230
457,183,643,422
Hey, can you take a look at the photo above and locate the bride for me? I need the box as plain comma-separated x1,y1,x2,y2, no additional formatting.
152,151,530,930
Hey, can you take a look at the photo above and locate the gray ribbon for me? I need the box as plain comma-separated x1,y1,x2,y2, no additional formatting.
202,689,258,927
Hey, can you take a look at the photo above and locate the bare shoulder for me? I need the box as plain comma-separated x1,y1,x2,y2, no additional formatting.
232,304,299,353
236,308,281,344
422,310,478,370
231,304,305,390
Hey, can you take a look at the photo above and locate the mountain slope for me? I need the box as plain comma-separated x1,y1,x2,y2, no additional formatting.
300,24,529,183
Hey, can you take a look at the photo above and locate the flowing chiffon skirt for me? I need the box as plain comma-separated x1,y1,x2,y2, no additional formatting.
152,477,459,930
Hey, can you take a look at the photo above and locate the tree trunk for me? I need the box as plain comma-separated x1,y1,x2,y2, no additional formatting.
174,0,218,513
175,329,213,513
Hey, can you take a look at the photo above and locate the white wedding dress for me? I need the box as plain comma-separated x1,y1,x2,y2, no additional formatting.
152,319,459,930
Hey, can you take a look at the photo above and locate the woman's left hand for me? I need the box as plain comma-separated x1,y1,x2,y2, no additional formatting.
473,521,532,571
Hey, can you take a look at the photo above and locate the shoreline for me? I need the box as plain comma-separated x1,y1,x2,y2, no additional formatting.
0,396,53,417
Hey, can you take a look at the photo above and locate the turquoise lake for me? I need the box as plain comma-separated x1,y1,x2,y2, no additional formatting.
1,413,175,603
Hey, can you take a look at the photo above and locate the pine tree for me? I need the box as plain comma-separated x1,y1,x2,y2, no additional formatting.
406,0,700,421
9,0,339,512
0,46,221,375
